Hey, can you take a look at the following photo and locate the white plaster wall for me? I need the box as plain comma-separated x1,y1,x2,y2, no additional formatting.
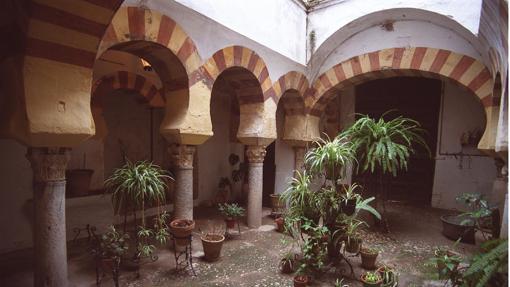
173,0,307,63
308,0,482,51
431,82,497,210
274,103,295,195
196,88,245,205
314,20,483,79
122,0,307,80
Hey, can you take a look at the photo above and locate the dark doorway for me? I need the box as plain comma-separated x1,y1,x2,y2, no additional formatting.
353,77,441,205
263,142,276,207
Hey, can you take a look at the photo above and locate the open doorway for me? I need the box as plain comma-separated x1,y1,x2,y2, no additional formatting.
353,77,441,205
263,142,276,207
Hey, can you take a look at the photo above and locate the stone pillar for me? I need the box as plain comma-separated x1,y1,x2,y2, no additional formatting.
293,146,306,173
169,144,196,220
26,147,70,287
245,145,266,228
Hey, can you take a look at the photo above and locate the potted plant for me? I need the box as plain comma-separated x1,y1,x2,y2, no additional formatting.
376,265,399,287
340,183,362,216
360,247,380,270
360,271,383,287
431,246,463,280
90,225,129,286
275,216,285,232
218,203,245,228
200,225,225,262
270,193,285,215
104,161,172,262
280,252,296,274
342,112,429,229
293,274,310,287
66,153,93,197
169,219,195,246
90,225,129,269
343,217,366,253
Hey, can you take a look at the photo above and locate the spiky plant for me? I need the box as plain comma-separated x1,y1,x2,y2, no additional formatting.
104,160,172,260
305,134,356,182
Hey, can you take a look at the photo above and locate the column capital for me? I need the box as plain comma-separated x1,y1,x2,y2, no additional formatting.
169,144,196,169
246,145,266,164
26,147,70,182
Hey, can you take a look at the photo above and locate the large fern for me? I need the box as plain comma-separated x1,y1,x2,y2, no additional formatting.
341,111,429,177
462,239,508,287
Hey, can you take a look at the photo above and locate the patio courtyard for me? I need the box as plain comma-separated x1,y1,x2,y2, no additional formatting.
0,0,508,286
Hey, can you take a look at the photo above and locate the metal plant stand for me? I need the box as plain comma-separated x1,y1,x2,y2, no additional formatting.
225,220,242,238
171,234,196,276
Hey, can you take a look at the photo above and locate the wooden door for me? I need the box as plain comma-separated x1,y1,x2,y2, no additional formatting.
353,77,441,205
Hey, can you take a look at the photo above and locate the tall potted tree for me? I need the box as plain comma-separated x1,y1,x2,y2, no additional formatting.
342,112,429,229
105,161,172,265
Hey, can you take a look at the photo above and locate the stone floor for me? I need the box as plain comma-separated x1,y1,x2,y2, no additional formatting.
0,202,481,287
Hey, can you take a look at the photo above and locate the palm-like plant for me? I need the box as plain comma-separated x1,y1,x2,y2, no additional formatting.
104,161,172,260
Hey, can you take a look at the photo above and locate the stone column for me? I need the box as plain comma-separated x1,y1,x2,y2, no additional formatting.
245,145,266,228
293,146,306,174
26,147,70,287
169,144,196,220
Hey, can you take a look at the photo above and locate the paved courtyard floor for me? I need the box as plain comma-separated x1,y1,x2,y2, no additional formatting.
0,202,481,286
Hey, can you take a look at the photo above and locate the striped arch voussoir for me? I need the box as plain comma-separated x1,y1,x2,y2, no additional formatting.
193,46,273,103
273,71,310,103
98,6,202,76
92,71,165,108
308,47,496,115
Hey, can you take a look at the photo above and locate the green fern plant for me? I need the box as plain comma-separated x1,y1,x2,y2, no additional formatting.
342,111,429,176
462,239,508,287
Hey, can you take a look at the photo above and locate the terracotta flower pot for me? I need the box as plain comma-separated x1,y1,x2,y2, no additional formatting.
225,218,236,229
170,219,195,246
275,217,285,232
293,275,310,287
341,199,356,216
201,234,225,262
279,258,294,274
270,194,284,213
345,237,362,254
360,248,379,270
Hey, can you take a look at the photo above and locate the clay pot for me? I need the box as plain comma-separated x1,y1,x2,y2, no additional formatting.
280,258,294,274
275,217,285,232
341,199,357,216
66,169,94,197
270,194,284,213
360,272,383,287
360,248,379,270
170,219,195,246
201,234,225,262
345,237,362,254
225,218,236,229
376,266,398,287
293,275,310,287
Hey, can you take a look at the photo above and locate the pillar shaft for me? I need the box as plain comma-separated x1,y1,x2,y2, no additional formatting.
293,146,306,174
246,145,266,228
27,147,70,287
170,144,195,220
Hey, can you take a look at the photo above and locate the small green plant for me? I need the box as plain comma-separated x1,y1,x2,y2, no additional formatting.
362,271,382,283
427,245,464,284
335,278,349,287
90,225,129,261
456,192,493,238
218,203,245,218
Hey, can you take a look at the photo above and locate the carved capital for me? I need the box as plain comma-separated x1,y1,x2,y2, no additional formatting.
169,144,196,169
246,145,266,163
26,147,71,182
